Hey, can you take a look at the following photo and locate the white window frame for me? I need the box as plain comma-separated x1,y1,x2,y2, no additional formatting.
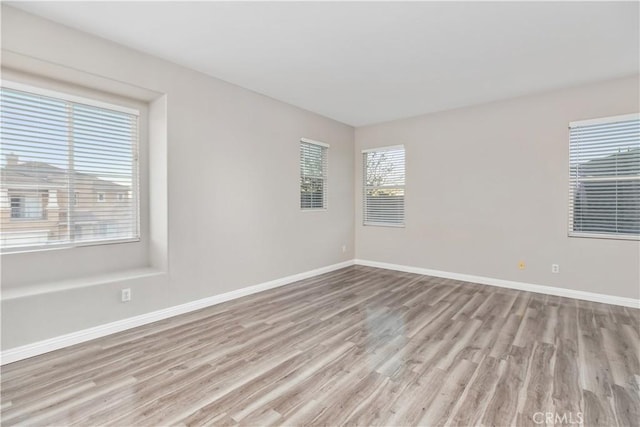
0,80,141,253
568,113,640,241
300,137,329,211
363,145,406,227
9,192,45,220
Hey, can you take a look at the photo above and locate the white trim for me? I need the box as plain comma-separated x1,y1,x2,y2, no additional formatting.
363,222,405,228
568,231,640,241
576,176,640,183
354,259,639,309
300,208,328,213
361,144,404,153
1,80,140,116
300,137,330,148
0,260,354,365
569,113,639,128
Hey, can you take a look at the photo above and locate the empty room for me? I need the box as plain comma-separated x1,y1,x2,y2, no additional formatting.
1,1,639,426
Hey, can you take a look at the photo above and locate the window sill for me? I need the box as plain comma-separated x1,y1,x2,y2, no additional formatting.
363,222,405,228
1,237,141,255
568,232,640,241
1,267,166,301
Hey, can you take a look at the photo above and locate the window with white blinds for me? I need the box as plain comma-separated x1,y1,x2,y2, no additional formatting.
363,145,405,226
569,113,640,239
300,138,328,210
0,82,140,251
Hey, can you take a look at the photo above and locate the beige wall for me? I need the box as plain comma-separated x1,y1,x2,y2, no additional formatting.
355,75,640,300
1,6,355,349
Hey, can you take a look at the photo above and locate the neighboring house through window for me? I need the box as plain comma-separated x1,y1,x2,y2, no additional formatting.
569,113,640,239
300,138,329,210
363,145,405,226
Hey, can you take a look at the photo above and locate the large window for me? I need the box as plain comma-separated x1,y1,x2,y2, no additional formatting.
569,114,639,239
363,145,405,226
300,138,328,210
0,82,140,251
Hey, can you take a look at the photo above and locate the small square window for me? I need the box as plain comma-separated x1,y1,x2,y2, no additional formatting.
9,192,45,220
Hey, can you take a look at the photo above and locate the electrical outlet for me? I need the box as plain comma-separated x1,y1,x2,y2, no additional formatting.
342,245,347,253
518,261,526,270
121,288,131,302
551,264,560,274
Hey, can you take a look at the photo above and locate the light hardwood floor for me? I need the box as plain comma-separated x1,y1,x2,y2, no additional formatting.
1,266,639,426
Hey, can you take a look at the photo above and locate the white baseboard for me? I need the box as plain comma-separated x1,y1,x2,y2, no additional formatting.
354,259,639,309
0,260,354,365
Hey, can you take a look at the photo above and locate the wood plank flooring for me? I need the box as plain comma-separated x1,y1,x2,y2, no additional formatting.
1,266,639,426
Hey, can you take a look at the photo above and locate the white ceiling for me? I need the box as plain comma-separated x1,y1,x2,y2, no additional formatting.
9,1,640,127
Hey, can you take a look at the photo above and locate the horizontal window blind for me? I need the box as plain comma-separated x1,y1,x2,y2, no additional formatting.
300,139,328,210
0,83,139,251
569,114,639,239
363,145,405,226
